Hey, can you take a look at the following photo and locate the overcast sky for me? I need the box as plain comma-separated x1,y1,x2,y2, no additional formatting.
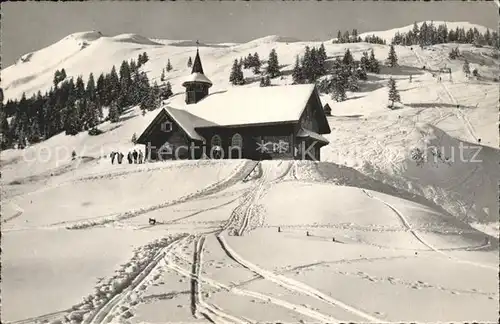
2,1,497,67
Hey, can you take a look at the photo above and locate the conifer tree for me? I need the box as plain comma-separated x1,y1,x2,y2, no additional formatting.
387,77,401,108
318,43,327,72
265,75,271,86
343,31,350,43
164,82,173,99
63,103,80,135
161,68,166,81
130,59,137,72
60,69,67,81
310,47,320,81
142,52,149,64
108,66,121,103
166,59,173,72
266,49,280,78
342,49,354,67
149,82,161,110
336,31,342,43
86,73,96,103
369,49,380,73
96,73,107,108
412,21,420,43
109,101,120,123
351,29,358,42
244,53,253,69
252,52,261,74
386,44,398,67
53,70,61,87
331,75,346,102
301,46,312,82
292,55,304,84
348,72,360,92
0,111,10,149
187,56,193,68
360,51,370,71
87,100,99,130
229,59,244,85
137,53,143,67
75,76,86,100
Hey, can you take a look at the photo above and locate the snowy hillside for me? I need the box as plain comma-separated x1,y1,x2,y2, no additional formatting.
1,21,499,323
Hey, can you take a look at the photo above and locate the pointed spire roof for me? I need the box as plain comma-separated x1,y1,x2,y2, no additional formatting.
182,41,212,87
191,48,204,74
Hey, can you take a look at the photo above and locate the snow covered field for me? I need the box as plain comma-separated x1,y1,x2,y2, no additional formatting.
1,21,499,323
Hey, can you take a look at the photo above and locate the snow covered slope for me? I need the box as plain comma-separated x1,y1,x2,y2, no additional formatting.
1,22,498,323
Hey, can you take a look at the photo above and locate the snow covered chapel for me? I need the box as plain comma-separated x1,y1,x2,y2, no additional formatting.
136,48,331,161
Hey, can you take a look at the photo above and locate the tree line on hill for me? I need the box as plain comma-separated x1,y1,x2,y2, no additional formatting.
1,52,173,149
229,49,281,86
290,43,385,102
333,29,386,45
391,22,499,48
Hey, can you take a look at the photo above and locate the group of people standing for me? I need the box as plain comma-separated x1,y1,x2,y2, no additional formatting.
110,149,144,164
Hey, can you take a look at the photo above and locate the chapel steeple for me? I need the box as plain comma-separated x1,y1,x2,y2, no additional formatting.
182,41,212,105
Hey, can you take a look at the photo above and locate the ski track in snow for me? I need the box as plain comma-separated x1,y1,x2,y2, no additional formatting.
412,48,478,142
168,245,343,323
216,234,385,323
223,160,293,237
82,235,189,324
187,235,250,324
13,160,257,231
361,189,496,271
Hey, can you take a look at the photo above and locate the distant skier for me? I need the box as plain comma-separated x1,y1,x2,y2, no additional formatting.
409,75,412,83
110,152,117,164
133,150,138,163
127,152,133,164
138,150,144,164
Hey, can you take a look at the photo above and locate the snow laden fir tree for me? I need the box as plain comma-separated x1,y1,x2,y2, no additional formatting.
386,44,398,67
266,49,280,78
387,77,401,109
229,59,245,85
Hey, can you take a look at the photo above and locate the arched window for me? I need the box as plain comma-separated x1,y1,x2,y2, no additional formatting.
231,133,243,148
210,134,222,148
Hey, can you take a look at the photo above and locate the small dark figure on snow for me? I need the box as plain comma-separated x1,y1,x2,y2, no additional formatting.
127,152,133,164
149,218,156,225
422,66,426,70
117,152,124,164
409,75,412,83
478,138,481,143
456,104,460,109
110,152,117,164
133,150,138,163
138,150,144,164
